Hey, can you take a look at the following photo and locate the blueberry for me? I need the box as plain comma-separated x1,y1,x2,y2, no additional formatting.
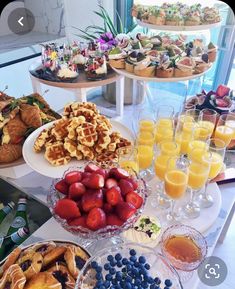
115,253,122,261
96,266,102,273
117,261,122,268
126,264,132,271
142,281,149,288
134,261,140,268
104,281,110,288
96,273,102,280
150,285,159,289
134,279,141,286
139,268,147,276
116,285,121,289
129,249,136,256
116,272,122,281
126,276,132,283
110,267,116,275
110,260,117,267
164,287,170,289
165,279,172,287
125,282,132,289
96,281,103,286
91,261,98,269
104,263,110,270
122,258,128,265
138,256,146,264
99,286,105,289
105,274,112,281
144,263,150,270
122,267,127,273
148,277,154,284
112,278,118,285
107,255,114,262
154,277,161,285
132,268,139,276
130,256,137,262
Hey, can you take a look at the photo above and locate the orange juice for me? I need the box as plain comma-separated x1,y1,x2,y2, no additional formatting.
137,145,153,170
175,133,192,154
225,120,235,139
182,121,196,134
214,125,234,146
156,118,173,128
188,163,209,189
139,120,155,133
160,141,180,156
120,160,139,174
179,115,194,123
154,154,169,180
188,140,208,161
165,170,188,199
197,120,214,136
194,126,211,141
188,140,208,151
137,132,154,146
155,126,174,144
206,152,223,179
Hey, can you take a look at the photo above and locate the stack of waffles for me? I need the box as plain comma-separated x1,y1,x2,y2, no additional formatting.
34,102,132,166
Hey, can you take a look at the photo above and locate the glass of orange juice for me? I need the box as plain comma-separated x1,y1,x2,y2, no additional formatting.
155,105,174,144
182,150,211,219
137,144,154,181
225,113,235,141
197,138,226,208
164,156,189,221
138,109,155,133
214,114,234,147
198,108,217,138
137,131,155,147
185,109,201,122
175,120,195,154
117,146,139,174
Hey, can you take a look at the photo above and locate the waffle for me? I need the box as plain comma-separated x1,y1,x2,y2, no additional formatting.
45,142,71,166
116,137,132,150
51,118,70,140
107,132,121,152
64,138,83,160
94,131,111,154
95,151,118,164
77,143,95,160
34,129,50,152
76,122,98,147
67,116,86,140
96,115,112,130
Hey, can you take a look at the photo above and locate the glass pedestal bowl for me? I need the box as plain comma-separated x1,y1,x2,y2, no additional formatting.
47,163,147,245
75,242,183,289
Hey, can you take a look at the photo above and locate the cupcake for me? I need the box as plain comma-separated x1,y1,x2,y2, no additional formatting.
156,54,174,78
122,215,161,247
174,56,195,77
134,56,156,77
125,51,145,73
203,7,221,24
207,42,217,62
148,8,166,25
108,47,127,69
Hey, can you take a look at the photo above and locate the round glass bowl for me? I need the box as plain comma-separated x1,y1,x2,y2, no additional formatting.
161,224,208,272
47,163,147,240
75,242,183,289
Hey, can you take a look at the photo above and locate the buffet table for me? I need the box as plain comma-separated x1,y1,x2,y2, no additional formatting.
2,170,235,289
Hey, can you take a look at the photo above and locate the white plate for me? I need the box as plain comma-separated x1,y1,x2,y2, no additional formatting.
23,120,134,178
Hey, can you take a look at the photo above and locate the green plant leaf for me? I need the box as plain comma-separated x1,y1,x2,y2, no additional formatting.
72,27,97,40
98,5,118,36
116,10,124,33
126,23,138,34
85,25,106,32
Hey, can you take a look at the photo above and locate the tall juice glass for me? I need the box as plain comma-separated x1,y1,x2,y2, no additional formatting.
117,146,139,174
137,131,155,147
225,113,235,140
138,109,155,133
198,108,217,137
137,144,154,181
155,105,174,144
175,121,195,155
197,138,226,208
164,156,189,221
214,114,234,147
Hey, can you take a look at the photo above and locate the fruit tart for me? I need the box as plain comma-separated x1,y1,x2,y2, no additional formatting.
148,7,166,25
85,56,107,80
156,54,174,78
203,6,221,24
194,53,211,74
207,42,217,62
108,47,127,69
134,56,156,77
174,56,195,77
125,51,146,73
165,8,184,26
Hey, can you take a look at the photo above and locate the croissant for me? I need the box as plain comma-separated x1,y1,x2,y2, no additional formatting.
20,104,42,128
0,144,22,163
4,115,27,143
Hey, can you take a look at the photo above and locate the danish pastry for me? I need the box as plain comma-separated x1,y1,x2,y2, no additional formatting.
48,264,75,289
24,272,61,289
27,241,57,257
43,246,67,268
0,144,22,163
0,264,26,289
64,245,89,279
17,252,43,280
0,248,21,274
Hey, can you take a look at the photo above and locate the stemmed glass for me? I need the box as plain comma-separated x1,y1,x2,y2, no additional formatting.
214,113,235,147
225,113,235,141
182,149,211,219
155,105,174,145
153,141,180,209
175,120,195,155
184,108,201,122
164,155,190,222
197,138,226,208
138,108,155,133
198,108,217,137
116,146,139,174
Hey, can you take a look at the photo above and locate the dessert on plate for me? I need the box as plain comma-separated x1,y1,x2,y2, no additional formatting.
194,53,211,74
85,56,107,80
108,47,127,69
134,56,156,77
156,54,174,78
57,63,79,80
174,56,195,77
148,7,166,25
165,8,184,26
207,42,217,62
125,51,145,73
203,6,221,24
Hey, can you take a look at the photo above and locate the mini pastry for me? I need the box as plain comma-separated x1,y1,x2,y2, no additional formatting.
72,53,86,70
194,53,211,74
0,144,22,163
203,7,221,24
134,56,156,77
57,64,78,80
64,245,89,279
17,252,43,280
184,11,201,26
4,115,27,144
0,264,26,289
156,54,174,78
48,264,75,289
29,241,57,257
108,47,127,69
122,215,161,247
85,56,107,80
125,51,145,73
148,8,165,25
0,248,21,275
174,56,195,77
43,246,67,268
207,42,217,62
20,103,42,128
165,9,184,26
24,272,61,289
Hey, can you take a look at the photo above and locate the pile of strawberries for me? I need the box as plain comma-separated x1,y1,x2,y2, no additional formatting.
53,163,144,231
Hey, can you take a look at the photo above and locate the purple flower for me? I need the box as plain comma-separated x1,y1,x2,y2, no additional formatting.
96,32,117,50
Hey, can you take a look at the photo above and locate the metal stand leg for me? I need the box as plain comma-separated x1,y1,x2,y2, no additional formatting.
115,76,124,117
73,88,87,102
30,75,42,94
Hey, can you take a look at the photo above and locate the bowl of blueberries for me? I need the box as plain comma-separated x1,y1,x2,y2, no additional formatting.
75,243,183,289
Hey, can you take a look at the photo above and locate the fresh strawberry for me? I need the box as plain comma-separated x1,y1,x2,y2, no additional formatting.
54,199,81,220
216,85,230,98
105,178,118,189
64,171,82,185
106,214,124,226
106,186,122,206
84,163,100,173
116,202,136,221
81,190,103,212
215,99,229,107
76,200,83,212
126,192,143,209
55,179,69,195
126,177,138,190
81,172,91,179
86,208,106,230
68,182,86,200
68,215,87,228
96,168,108,179
86,188,103,195
109,168,129,180
103,203,114,214
82,173,104,189
119,179,134,196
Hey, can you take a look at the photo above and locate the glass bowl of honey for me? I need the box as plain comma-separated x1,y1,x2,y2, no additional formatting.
161,224,207,272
